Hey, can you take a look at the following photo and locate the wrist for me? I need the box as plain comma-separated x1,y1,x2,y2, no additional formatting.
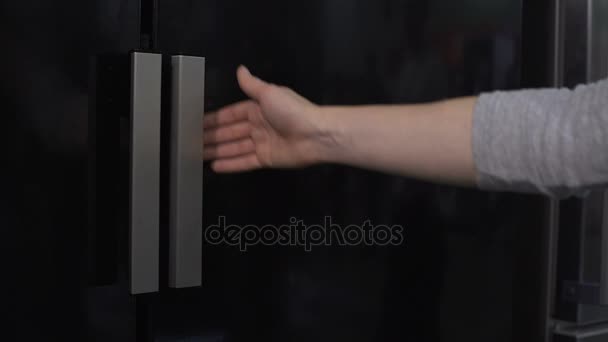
308,106,347,165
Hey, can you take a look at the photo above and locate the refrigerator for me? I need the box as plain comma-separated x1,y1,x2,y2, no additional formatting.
0,0,605,341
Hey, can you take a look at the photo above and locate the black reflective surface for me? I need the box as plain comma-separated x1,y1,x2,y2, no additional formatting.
158,1,525,341
0,1,548,341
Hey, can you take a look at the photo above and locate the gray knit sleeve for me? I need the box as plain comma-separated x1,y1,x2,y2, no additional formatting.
472,78,608,198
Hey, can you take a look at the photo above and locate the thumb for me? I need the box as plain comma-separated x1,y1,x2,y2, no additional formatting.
237,65,271,101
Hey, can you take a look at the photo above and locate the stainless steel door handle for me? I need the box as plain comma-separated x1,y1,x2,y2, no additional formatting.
129,52,162,294
168,55,205,288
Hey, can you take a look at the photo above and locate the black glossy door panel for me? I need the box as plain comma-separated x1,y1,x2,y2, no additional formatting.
0,1,549,341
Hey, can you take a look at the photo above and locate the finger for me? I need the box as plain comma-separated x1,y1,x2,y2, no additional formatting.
204,122,251,145
203,138,256,160
211,154,262,173
203,101,255,129
237,65,271,101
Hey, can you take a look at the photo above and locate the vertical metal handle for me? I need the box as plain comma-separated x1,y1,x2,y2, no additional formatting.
599,190,608,302
129,52,162,294
168,55,204,288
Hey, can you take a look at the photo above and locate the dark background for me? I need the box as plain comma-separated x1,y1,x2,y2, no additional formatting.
0,1,548,341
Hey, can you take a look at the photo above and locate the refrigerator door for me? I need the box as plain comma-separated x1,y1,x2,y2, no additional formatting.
2,0,565,341
0,0,209,340
0,0,143,340
153,1,534,342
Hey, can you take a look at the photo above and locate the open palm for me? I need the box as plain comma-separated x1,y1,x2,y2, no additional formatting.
203,66,326,172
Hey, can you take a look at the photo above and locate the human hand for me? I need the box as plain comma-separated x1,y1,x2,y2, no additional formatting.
203,66,332,172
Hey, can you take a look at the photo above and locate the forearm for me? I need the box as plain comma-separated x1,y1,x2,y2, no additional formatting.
315,97,479,186
207,68,607,197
